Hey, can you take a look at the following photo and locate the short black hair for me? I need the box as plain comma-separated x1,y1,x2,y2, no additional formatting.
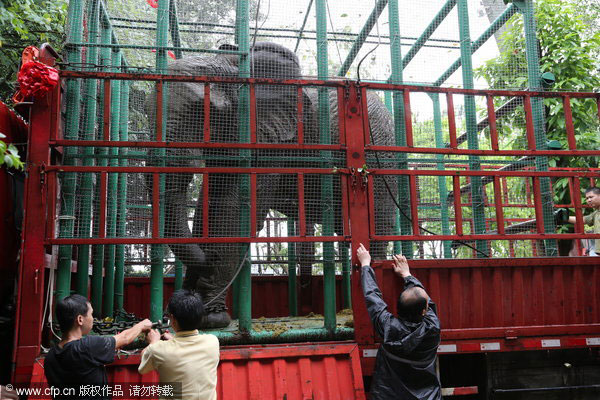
585,187,600,195
56,294,89,332
167,290,205,330
396,287,428,323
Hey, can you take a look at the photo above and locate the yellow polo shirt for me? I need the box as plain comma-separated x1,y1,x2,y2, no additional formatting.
584,209,600,253
139,330,219,400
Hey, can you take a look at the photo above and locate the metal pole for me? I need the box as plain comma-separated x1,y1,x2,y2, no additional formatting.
91,20,113,316
168,0,183,59
56,0,85,301
434,4,517,87
114,64,129,312
316,0,336,332
518,0,557,256
287,218,298,316
150,0,170,322
430,93,452,257
457,0,487,257
174,259,183,291
386,0,456,81
338,0,388,77
102,49,122,317
75,0,100,296
341,244,351,309
235,0,252,332
294,0,314,52
388,0,413,257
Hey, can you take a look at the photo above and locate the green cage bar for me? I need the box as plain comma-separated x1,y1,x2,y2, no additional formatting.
388,0,412,257
387,0,457,84
149,0,170,322
102,49,122,318
430,94,452,258
114,68,130,312
435,3,518,87
91,18,114,317
316,0,336,332
457,0,488,257
168,0,182,59
234,0,252,333
75,0,100,297
174,259,184,291
56,0,85,301
341,244,351,309
338,0,388,77
518,0,557,256
287,218,298,317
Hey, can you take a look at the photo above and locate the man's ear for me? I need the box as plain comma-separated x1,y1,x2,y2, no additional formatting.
76,314,84,327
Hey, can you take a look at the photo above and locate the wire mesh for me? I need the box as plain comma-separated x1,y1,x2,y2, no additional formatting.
55,0,600,280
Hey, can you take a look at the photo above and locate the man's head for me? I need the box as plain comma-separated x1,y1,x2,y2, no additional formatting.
166,290,205,331
585,187,600,209
397,287,430,323
56,294,94,335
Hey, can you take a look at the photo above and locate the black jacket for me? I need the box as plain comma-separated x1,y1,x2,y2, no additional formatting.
361,265,441,400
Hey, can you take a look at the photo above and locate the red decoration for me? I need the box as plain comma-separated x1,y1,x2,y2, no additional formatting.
17,61,59,99
146,0,158,8
151,49,177,59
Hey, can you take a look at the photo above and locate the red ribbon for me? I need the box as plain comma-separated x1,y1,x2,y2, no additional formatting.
17,61,59,99
151,49,177,60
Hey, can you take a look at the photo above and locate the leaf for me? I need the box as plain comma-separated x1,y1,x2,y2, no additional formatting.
4,155,13,168
8,144,19,156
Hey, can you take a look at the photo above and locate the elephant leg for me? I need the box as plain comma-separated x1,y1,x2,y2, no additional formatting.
160,171,213,291
191,173,249,328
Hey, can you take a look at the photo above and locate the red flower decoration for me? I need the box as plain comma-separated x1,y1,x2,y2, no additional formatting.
151,49,177,59
147,0,158,8
17,61,59,99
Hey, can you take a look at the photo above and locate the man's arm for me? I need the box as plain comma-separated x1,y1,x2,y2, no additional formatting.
566,212,594,227
138,329,164,374
114,319,153,349
357,244,393,338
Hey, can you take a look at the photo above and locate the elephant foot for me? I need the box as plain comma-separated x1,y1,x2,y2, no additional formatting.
199,311,231,329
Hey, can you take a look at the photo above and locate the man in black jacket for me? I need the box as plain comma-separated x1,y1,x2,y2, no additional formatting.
356,244,441,400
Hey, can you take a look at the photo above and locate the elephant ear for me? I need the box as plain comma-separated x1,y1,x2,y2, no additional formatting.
251,42,303,143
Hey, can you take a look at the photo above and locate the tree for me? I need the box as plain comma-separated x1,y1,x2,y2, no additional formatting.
0,0,68,101
476,0,600,206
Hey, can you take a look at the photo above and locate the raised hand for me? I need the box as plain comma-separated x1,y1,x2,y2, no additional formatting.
357,243,371,266
392,254,411,278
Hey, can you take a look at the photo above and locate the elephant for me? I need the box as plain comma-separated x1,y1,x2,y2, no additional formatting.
148,42,397,328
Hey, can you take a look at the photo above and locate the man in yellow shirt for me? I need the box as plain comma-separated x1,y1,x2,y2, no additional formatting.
139,290,220,400
567,187,600,256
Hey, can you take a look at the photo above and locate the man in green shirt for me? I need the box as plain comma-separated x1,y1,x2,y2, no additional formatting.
568,187,600,256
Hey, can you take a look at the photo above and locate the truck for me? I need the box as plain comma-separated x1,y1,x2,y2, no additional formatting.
2,0,599,398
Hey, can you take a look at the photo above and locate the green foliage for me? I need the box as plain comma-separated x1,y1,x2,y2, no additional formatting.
0,0,68,100
0,132,24,169
476,0,600,205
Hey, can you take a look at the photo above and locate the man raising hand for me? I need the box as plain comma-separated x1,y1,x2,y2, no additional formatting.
357,244,441,400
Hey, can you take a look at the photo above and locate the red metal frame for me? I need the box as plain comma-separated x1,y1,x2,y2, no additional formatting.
12,86,60,384
486,95,499,151
103,80,111,141
203,84,211,141
14,71,600,383
43,77,600,251
30,341,366,400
